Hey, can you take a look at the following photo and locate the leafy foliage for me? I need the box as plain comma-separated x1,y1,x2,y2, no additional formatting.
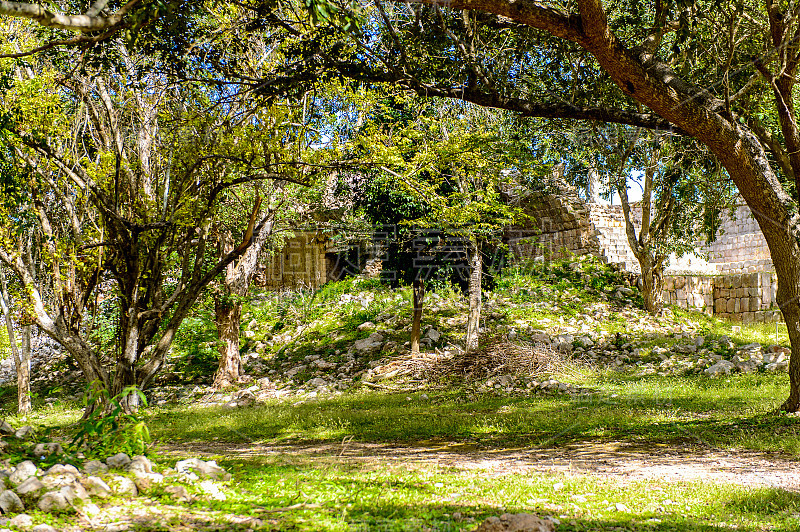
71,383,151,458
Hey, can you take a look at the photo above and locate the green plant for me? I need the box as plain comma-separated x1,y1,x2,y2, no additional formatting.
71,383,151,458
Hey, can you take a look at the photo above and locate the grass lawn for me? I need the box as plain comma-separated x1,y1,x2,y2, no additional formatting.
9,370,797,531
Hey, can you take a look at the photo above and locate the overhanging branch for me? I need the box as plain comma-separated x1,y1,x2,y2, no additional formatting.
0,0,140,32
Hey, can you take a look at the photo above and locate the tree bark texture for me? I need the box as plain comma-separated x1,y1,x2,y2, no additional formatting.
213,214,273,388
0,268,29,413
465,239,483,354
640,256,664,315
213,298,243,387
411,278,425,355
17,326,30,414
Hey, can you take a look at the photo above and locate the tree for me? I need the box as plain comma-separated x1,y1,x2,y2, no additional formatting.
0,41,310,410
254,0,800,411
562,124,731,314
0,267,31,414
353,93,526,353
211,182,310,388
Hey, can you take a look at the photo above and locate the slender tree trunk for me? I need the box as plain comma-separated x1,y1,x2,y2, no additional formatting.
17,326,31,414
465,239,483,353
0,269,28,413
213,296,242,387
114,312,140,412
410,279,425,355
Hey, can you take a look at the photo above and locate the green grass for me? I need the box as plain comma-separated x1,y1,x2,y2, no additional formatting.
144,371,799,454
193,455,800,531
4,260,800,530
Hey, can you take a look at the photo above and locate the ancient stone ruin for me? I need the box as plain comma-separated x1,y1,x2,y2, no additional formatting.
511,181,780,322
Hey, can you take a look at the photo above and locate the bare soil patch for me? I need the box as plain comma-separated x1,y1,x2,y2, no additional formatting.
162,440,800,492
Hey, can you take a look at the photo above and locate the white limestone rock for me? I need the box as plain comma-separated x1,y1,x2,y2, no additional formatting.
175,458,231,481
9,461,38,486
0,490,24,513
106,453,132,469
704,360,736,376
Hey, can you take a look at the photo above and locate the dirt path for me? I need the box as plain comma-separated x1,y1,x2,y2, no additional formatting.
162,440,800,492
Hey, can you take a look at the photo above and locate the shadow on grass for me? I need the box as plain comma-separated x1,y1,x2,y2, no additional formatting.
164,456,800,532
148,377,800,456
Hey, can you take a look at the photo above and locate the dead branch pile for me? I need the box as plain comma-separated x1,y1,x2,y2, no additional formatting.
365,334,582,389
447,337,571,381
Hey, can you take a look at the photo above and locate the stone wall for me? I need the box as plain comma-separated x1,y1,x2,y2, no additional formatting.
515,184,782,322
707,203,773,268
661,272,781,323
713,272,781,323
506,184,600,260
258,232,329,290
589,204,640,271
662,275,714,314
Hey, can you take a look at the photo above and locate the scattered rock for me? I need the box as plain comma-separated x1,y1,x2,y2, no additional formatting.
81,477,112,499
474,513,555,532
133,472,164,492
37,491,70,513
9,462,38,486
108,476,138,497
84,460,109,475
32,525,58,532
198,480,226,501
15,477,44,499
307,377,328,388
128,456,154,477
175,459,231,481
226,389,256,408
164,485,192,503
357,322,375,331
705,360,735,376
8,514,32,528
32,443,63,458
13,427,34,440
106,453,132,469
354,333,384,353
0,490,24,514
425,329,442,342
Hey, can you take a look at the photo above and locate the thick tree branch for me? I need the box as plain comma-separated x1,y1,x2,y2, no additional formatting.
0,0,140,32
403,0,584,42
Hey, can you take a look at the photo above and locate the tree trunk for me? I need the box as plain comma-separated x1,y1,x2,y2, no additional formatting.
0,269,28,413
465,239,483,353
638,255,664,315
410,278,425,355
114,310,141,412
213,297,243,387
17,326,31,414
783,303,800,411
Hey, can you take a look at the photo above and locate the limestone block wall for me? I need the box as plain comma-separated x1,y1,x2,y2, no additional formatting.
707,204,772,267
712,272,781,323
662,276,714,315
258,232,329,290
512,183,784,322
506,186,600,260
589,204,640,271
661,272,781,323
